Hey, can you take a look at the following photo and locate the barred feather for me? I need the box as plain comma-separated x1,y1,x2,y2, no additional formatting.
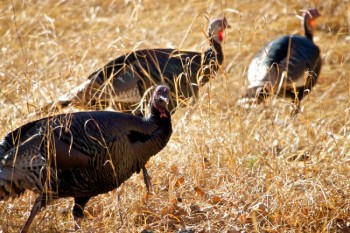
0,85,172,232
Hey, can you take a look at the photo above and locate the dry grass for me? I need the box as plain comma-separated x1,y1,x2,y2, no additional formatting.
1,0,350,232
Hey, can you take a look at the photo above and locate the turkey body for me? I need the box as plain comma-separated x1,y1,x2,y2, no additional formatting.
1,112,168,196
243,8,322,112
0,85,172,232
61,48,220,113
43,17,230,115
247,35,321,100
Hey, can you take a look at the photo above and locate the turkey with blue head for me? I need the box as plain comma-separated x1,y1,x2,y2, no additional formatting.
241,8,322,114
0,85,172,233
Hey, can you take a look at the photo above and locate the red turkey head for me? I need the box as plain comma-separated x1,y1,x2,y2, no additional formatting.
303,8,321,37
208,17,231,43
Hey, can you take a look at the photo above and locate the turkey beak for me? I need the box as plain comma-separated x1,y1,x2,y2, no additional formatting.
159,95,169,108
223,17,231,29
161,96,169,105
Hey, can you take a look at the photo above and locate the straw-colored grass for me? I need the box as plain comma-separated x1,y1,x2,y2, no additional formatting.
1,0,349,232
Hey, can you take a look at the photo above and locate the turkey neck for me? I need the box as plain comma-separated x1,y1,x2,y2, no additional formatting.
201,38,223,84
208,38,224,65
304,19,313,41
147,106,172,147
134,107,172,166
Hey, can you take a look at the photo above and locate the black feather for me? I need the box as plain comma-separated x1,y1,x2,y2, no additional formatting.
0,85,172,232
128,130,152,143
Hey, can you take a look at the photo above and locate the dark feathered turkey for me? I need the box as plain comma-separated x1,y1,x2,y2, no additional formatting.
241,8,322,113
40,17,230,115
0,85,172,233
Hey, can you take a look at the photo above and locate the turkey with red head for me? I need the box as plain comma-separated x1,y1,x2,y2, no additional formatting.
42,17,230,115
241,8,322,114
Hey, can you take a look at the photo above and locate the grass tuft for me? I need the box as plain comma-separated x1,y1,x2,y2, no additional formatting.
1,0,349,232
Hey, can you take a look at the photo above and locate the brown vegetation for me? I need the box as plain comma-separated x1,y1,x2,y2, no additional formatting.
0,0,349,232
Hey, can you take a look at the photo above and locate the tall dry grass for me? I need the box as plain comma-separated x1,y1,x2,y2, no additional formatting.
0,0,349,232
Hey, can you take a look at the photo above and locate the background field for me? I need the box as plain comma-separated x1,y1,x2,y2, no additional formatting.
0,0,349,232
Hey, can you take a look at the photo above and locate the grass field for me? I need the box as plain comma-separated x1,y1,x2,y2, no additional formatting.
0,0,349,232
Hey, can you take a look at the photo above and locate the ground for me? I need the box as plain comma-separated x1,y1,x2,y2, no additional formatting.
0,0,349,232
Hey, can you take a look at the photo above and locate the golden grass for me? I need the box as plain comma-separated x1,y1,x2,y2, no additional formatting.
0,0,349,232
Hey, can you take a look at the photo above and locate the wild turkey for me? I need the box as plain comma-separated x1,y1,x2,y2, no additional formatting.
41,17,230,115
241,8,322,113
0,85,172,233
